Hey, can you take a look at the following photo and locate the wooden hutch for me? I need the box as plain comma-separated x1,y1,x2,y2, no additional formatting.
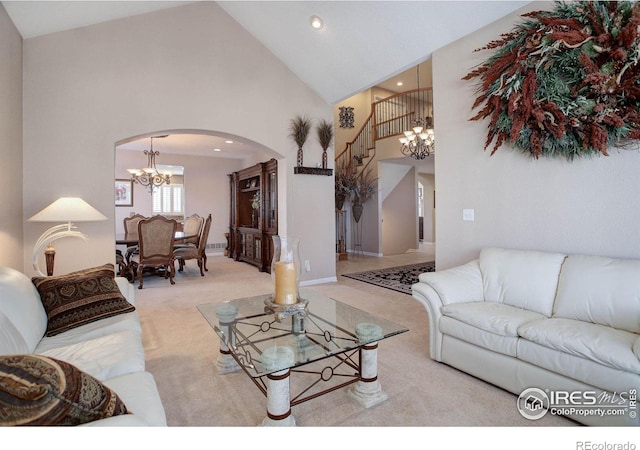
228,159,278,272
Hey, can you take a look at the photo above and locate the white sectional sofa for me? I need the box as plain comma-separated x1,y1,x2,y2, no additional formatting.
0,265,166,426
412,248,640,426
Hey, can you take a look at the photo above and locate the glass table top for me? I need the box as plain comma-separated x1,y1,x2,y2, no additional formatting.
197,289,408,378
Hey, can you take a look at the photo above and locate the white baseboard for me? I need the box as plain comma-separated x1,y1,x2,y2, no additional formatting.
301,277,338,286
347,250,383,257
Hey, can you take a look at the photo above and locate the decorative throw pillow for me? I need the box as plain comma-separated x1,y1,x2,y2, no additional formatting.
32,264,135,337
0,354,129,425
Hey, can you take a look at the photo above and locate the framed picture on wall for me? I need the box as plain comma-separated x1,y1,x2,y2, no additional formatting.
115,179,133,207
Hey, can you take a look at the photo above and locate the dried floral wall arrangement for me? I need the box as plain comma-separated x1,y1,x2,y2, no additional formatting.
463,1,640,160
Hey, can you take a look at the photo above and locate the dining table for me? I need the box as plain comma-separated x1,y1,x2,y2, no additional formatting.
115,231,197,246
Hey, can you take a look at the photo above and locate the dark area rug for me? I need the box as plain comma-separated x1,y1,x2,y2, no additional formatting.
342,261,435,295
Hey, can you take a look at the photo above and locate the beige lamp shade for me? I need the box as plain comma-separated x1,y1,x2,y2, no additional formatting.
29,197,107,276
29,197,107,223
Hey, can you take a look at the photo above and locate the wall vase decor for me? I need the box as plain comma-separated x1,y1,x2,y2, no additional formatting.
289,115,311,168
463,1,640,160
316,119,334,169
351,201,363,223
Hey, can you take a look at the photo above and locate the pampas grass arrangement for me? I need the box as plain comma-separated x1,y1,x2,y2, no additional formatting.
289,115,312,167
316,119,334,169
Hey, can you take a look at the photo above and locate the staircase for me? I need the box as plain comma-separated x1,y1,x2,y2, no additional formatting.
335,87,433,175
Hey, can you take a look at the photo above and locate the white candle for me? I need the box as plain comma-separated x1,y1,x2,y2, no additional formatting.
274,260,297,305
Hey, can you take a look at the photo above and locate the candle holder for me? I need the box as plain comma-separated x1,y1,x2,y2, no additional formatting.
270,236,302,306
264,297,309,323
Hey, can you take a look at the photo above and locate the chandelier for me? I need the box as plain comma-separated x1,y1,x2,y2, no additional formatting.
127,135,171,194
399,64,435,160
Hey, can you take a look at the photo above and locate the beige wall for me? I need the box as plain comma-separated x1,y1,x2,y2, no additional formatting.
21,2,335,282
0,4,23,270
433,1,640,269
381,163,418,255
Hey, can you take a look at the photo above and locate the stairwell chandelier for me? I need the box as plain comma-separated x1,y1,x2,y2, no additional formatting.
127,135,171,194
399,64,435,160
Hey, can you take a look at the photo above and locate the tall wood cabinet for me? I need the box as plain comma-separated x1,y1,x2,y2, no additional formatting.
228,159,278,272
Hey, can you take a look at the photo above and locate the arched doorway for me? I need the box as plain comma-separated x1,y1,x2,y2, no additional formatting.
114,129,281,257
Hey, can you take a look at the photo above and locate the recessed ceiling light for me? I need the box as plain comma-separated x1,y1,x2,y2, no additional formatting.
397,81,404,87
213,148,221,152
225,140,234,144
310,15,323,30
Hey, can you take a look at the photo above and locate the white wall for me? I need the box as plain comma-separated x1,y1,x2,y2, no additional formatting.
0,4,23,270
22,2,335,282
433,1,640,269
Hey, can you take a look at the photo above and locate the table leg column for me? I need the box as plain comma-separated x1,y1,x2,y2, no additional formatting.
215,303,240,374
348,323,388,408
260,346,296,427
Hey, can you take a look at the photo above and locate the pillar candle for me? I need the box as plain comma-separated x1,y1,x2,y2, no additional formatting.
274,260,297,305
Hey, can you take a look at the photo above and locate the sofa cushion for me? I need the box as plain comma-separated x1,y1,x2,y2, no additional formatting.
440,316,520,357
442,302,545,337
36,329,146,381
32,264,135,337
517,338,640,395
479,248,566,317
34,311,141,354
0,267,48,353
518,318,640,373
101,371,167,426
0,354,128,426
634,337,640,361
553,255,640,334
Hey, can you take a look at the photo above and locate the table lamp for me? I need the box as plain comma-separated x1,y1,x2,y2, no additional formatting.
28,197,107,276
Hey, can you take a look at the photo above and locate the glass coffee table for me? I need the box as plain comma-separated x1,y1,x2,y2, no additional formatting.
197,289,408,426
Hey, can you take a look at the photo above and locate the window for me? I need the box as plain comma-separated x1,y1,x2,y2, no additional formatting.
152,166,184,219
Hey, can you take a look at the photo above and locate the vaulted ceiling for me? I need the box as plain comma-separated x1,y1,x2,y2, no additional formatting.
3,0,531,104
2,1,531,164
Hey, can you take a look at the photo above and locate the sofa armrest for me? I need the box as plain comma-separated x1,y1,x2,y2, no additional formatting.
412,260,483,361
115,276,136,306
417,259,484,305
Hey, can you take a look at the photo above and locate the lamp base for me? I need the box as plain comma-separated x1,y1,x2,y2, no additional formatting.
44,246,55,276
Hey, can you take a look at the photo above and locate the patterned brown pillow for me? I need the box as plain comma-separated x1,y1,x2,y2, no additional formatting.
32,264,135,337
0,354,129,425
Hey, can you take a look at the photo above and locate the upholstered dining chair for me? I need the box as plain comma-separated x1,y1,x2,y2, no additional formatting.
180,214,204,246
123,213,146,264
131,215,177,289
174,214,211,276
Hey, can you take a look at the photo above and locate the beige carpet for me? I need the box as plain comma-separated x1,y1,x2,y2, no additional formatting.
133,253,578,428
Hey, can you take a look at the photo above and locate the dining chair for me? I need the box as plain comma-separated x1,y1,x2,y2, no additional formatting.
131,215,177,289
175,214,211,276
180,214,204,247
123,213,146,264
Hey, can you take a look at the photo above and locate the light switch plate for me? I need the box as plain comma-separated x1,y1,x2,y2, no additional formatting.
463,209,475,221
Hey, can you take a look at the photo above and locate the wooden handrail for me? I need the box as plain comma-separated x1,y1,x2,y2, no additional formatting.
336,87,432,179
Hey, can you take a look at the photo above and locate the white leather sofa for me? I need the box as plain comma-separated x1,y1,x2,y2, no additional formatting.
412,248,640,426
0,266,166,426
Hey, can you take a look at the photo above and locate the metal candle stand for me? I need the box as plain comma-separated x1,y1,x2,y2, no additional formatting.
264,297,309,333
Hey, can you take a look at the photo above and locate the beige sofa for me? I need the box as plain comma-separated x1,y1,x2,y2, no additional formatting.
0,265,166,426
412,248,640,426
